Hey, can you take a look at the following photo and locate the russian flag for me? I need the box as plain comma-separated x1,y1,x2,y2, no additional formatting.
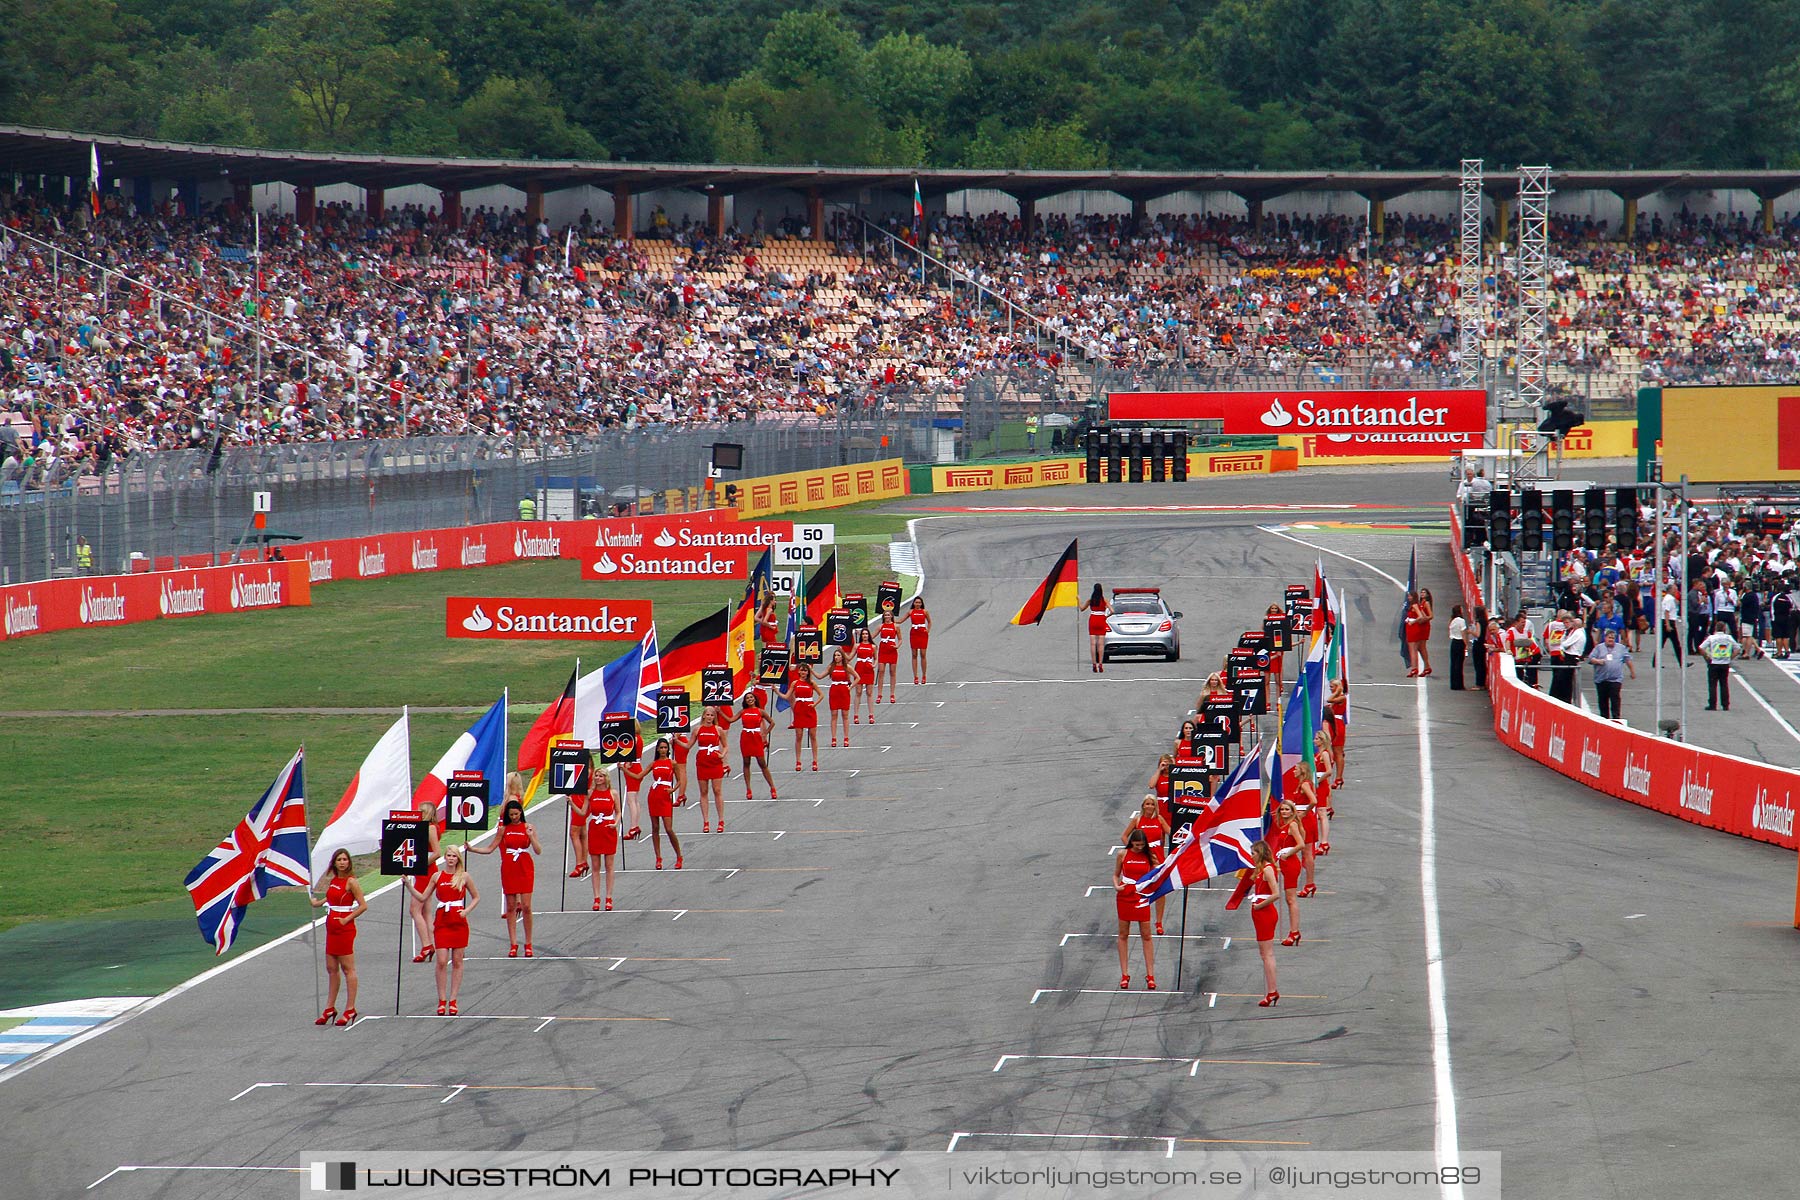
413,694,507,821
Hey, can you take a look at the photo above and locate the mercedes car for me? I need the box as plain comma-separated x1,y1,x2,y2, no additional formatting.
1103,587,1182,661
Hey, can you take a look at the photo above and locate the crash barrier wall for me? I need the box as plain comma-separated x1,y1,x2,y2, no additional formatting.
1281,421,1637,467
723,459,911,517
920,449,1295,493
0,559,310,640
1449,504,1800,925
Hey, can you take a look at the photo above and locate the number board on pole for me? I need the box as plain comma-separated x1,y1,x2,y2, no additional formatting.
596,712,638,764
1263,612,1292,653
380,812,431,876
1202,694,1240,742
842,593,868,629
758,645,790,686
773,541,826,570
1166,759,1213,839
548,743,592,796
1290,598,1315,636
657,688,691,733
700,668,734,706
444,771,489,832
877,581,902,617
793,522,836,546
794,624,823,664
1231,666,1268,715
1284,584,1311,619
769,571,801,599
825,609,853,647
1226,646,1255,679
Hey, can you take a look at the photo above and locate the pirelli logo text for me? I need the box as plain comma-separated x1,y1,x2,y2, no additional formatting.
1208,453,1265,474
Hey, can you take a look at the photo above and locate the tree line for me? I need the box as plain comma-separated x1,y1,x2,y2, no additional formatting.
3,0,1797,171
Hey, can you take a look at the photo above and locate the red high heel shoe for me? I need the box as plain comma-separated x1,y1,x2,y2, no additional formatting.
1258,991,1280,1007
717,819,725,833
625,826,642,841
770,787,777,799
523,945,533,958
830,737,837,747
1154,921,1164,935
447,1000,458,1016
436,1001,447,1016
703,820,711,833
315,1007,337,1026
604,897,612,911
1299,884,1317,898
795,761,801,772
508,944,518,958
1146,974,1156,991
1119,973,1130,990
592,898,603,911
674,855,682,870
1316,842,1331,856
413,945,434,963
811,760,818,771
1406,668,1419,677
655,856,664,870
336,1008,357,1027
1281,930,1302,947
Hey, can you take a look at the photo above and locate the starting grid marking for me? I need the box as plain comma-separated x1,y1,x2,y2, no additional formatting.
1059,932,1229,948
992,1054,1324,1074
229,1081,599,1105
532,908,783,919
944,1131,1313,1155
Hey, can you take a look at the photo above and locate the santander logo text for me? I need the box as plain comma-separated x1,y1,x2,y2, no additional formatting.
1679,767,1713,816
446,596,652,641
160,576,207,617
1751,788,1796,837
79,585,128,625
460,537,488,567
231,576,284,610
1621,752,1653,797
411,540,439,571
308,552,335,583
584,550,744,580
1258,394,1453,431
515,530,561,559
358,546,387,578
4,591,41,636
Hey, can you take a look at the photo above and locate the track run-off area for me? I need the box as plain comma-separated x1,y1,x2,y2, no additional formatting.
4,466,1797,1200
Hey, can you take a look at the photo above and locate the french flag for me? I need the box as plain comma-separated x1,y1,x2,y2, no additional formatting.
413,693,508,819
1136,749,1265,902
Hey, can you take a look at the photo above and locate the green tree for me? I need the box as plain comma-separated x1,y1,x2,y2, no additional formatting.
757,9,864,91
963,117,1106,169
256,0,448,147
456,75,604,158
859,31,972,126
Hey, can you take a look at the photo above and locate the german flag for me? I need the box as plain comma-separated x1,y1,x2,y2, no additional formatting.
518,666,576,774
1010,538,1079,625
804,551,839,628
660,606,730,702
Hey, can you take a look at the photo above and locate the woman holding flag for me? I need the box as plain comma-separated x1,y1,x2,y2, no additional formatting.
1112,826,1158,990
694,706,728,833
407,798,443,962
580,772,620,910
1312,730,1336,855
1080,584,1110,672
1269,799,1306,946
1247,841,1282,1007
1122,796,1169,935
1327,675,1348,788
311,848,367,1026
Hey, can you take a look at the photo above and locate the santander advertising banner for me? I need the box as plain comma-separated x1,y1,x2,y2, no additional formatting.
0,561,311,641
447,597,654,641
579,546,749,581
1109,389,1486,452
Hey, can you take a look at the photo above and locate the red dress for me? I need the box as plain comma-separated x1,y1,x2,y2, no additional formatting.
695,725,726,782
876,623,899,664
1115,848,1155,921
1271,821,1304,890
827,663,851,711
498,823,535,896
738,704,768,757
908,607,930,648
431,875,470,950
1128,816,1168,863
620,735,647,799
648,759,676,819
1250,867,1279,942
1087,602,1110,637
585,792,619,856
853,642,876,684
789,677,818,730
324,876,357,957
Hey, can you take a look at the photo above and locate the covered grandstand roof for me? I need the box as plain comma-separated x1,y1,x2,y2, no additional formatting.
8,123,1800,202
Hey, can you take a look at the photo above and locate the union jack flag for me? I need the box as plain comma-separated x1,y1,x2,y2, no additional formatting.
183,750,311,955
1136,747,1266,903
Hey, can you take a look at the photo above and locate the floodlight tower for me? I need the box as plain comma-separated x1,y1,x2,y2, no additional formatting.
1514,165,1552,418
1457,159,1485,392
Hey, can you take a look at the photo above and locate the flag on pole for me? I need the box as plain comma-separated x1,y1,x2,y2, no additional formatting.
746,547,773,607
660,606,730,701
728,594,758,695
89,145,101,217
518,667,576,796
1135,751,1265,902
1009,539,1080,626
184,750,310,955
913,179,924,222
1397,541,1417,666
601,626,662,721
413,694,508,820
803,552,839,629
311,713,413,882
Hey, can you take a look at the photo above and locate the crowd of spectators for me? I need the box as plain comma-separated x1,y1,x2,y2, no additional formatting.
13,188,1800,482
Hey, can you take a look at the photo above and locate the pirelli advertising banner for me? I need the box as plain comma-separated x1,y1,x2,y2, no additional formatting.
1109,389,1486,453
1661,385,1800,482
930,452,1286,492
731,459,910,518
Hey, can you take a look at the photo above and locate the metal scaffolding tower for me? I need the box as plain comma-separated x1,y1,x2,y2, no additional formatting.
1515,165,1552,416
1457,159,1485,390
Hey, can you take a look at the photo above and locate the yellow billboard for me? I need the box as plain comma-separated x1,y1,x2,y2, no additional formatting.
931,451,1287,492
1662,386,1800,482
730,458,910,517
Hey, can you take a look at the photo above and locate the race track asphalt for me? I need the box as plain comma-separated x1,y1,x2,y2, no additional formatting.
4,466,1796,1199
